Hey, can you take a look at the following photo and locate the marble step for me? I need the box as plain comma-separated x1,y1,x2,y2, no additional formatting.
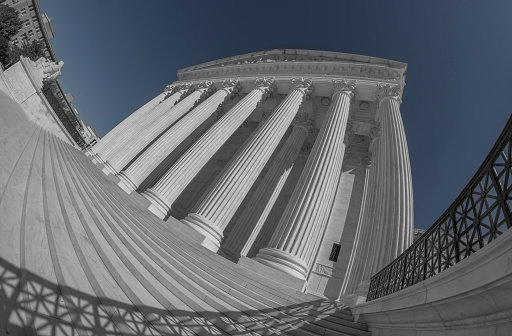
24,125,372,336
58,136,330,336
60,136,366,334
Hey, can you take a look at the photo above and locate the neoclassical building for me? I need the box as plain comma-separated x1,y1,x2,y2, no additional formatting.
3,49,510,335
88,49,413,298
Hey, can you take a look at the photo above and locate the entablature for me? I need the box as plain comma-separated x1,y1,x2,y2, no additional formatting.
172,76,403,102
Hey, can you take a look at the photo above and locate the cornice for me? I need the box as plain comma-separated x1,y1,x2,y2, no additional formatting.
177,60,405,85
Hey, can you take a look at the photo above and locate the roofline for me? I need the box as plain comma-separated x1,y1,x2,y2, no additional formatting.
178,49,407,74
32,0,57,62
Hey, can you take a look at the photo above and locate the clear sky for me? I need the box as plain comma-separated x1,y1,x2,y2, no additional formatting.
37,0,512,231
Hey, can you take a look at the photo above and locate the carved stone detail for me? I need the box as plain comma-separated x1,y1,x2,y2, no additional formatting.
363,152,372,167
291,77,313,102
254,77,277,100
221,78,242,98
377,84,402,104
332,79,356,97
314,263,343,278
369,122,381,141
179,54,403,82
292,112,315,132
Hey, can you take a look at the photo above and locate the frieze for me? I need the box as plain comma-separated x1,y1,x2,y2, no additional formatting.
313,263,344,278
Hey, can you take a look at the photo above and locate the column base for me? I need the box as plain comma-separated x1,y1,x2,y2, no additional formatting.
338,279,371,308
117,172,137,194
102,161,118,176
142,188,171,220
180,213,224,253
254,247,308,280
217,247,240,263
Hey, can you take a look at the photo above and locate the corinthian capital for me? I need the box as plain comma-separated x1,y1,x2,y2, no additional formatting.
377,84,402,104
333,79,356,97
291,77,314,101
254,77,277,100
163,84,178,94
179,82,194,94
196,80,215,91
221,78,241,98
292,112,315,132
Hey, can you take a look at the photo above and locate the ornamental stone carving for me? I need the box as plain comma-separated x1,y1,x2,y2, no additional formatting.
314,263,344,279
332,79,356,97
369,122,381,141
292,112,315,132
377,84,402,104
254,77,277,100
221,78,242,98
291,78,314,102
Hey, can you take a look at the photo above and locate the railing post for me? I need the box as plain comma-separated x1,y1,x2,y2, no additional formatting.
489,163,512,230
452,210,460,263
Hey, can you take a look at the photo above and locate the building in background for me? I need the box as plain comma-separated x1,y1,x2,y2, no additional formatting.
5,0,56,61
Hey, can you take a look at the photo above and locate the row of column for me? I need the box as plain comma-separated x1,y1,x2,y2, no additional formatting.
89,76,411,284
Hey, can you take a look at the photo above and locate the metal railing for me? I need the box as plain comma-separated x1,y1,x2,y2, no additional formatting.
367,115,512,301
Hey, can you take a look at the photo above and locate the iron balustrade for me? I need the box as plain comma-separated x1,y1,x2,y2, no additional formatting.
367,114,512,301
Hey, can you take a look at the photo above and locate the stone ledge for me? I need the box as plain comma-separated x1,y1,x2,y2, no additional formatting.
352,228,512,335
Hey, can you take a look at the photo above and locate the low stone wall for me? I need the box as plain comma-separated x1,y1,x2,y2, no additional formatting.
352,228,512,335
0,58,75,146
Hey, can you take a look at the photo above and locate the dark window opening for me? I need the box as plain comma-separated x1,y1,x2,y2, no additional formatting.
329,243,341,262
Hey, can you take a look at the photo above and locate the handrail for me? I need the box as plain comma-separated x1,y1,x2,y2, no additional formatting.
367,114,512,301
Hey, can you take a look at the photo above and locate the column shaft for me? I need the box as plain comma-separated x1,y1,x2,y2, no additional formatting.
90,92,165,157
117,81,239,193
143,78,276,220
255,80,355,280
220,125,309,260
103,82,213,175
93,85,186,164
364,89,413,277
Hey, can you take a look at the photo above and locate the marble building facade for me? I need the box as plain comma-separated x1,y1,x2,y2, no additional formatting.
87,49,413,299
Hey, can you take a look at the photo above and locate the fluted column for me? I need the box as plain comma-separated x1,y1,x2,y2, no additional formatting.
220,122,311,261
116,79,241,193
181,78,314,251
363,85,413,278
102,81,214,175
143,78,276,220
340,127,382,294
254,80,356,280
91,84,185,164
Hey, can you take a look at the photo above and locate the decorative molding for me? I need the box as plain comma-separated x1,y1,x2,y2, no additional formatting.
221,78,242,98
313,263,344,278
332,79,356,98
254,77,277,100
291,77,313,101
178,55,403,83
377,84,402,104
292,112,315,132
196,80,215,91
321,97,331,106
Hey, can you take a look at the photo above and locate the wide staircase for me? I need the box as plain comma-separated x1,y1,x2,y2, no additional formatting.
0,91,370,335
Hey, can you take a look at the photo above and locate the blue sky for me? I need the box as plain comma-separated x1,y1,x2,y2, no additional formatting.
37,0,512,231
